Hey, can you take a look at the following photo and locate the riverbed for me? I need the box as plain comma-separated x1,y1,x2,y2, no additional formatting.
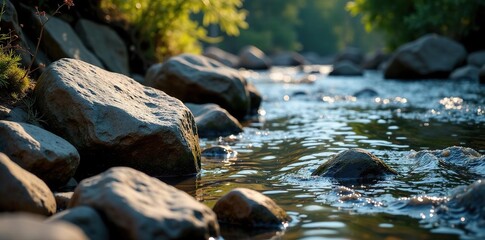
191,67,485,239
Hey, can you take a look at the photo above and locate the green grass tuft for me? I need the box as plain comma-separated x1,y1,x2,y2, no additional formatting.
0,49,31,98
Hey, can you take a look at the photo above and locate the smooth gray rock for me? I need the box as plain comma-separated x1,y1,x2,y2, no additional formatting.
450,65,479,81
34,58,201,177
312,148,397,184
185,103,243,138
0,213,88,240
204,47,239,68
48,206,109,240
384,34,467,79
144,54,250,120
69,167,220,240
239,46,271,70
329,60,364,76
75,19,130,75
213,188,290,229
0,120,80,187
35,15,103,67
0,153,56,215
467,51,485,67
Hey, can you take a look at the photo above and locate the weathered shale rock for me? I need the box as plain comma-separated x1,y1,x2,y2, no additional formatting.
213,188,290,229
34,58,201,177
0,120,79,187
69,167,220,240
144,54,251,120
0,153,56,215
312,148,397,184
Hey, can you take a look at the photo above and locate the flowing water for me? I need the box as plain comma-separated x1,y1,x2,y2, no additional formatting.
181,67,485,239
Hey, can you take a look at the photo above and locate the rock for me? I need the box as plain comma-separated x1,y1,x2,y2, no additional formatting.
238,45,271,70
362,51,390,70
75,19,130,75
480,65,485,84
144,54,250,120
34,15,103,67
247,83,262,115
202,145,238,160
54,192,73,211
145,63,163,85
185,103,243,138
334,47,364,65
69,167,220,240
353,88,378,98
213,188,290,229
271,52,306,66
0,213,88,240
0,153,56,215
0,0,32,66
329,60,364,76
48,206,109,240
450,65,479,81
34,58,201,177
467,51,485,67
302,52,333,65
0,120,80,187
311,148,398,184
0,105,28,122
384,34,467,79
203,47,239,68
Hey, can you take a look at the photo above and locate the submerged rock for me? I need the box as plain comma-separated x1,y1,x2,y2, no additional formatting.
384,34,466,79
213,188,290,229
202,145,238,160
0,153,56,216
353,88,378,98
0,213,88,240
34,58,200,177
185,103,243,138
0,120,80,188
329,60,363,76
312,148,397,184
48,206,109,240
69,167,220,240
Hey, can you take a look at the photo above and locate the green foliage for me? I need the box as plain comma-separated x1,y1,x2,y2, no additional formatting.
347,0,485,50
0,50,30,97
100,0,248,60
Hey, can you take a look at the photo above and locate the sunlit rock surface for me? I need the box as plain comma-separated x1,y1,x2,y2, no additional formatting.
239,45,271,70
185,103,243,138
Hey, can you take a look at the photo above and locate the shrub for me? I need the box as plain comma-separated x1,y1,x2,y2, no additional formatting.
0,49,30,97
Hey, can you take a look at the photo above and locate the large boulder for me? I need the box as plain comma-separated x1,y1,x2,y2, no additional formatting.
203,47,239,68
0,213,88,240
449,65,479,81
34,58,201,177
185,103,243,138
329,60,364,76
48,206,109,240
312,148,398,184
213,188,290,229
34,15,103,67
75,19,130,75
384,34,467,79
144,54,250,120
0,153,56,215
0,120,80,188
467,51,485,67
238,46,271,70
69,167,220,240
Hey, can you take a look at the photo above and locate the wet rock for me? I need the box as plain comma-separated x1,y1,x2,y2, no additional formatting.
480,65,485,84
34,58,200,177
48,206,109,240
34,15,103,67
384,34,466,79
329,60,364,76
75,19,130,75
213,188,290,229
247,83,262,115
450,65,479,81
271,51,306,66
0,120,80,187
202,145,238,160
239,45,271,70
353,88,378,98
185,103,243,138
446,180,485,221
144,54,250,120
203,46,239,68
334,47,364,65
69,167,220,240
0,153,56,215
0,213,88,240
363,51,390,70
311,148,398,184
54,192,73,212
467,51,485,67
